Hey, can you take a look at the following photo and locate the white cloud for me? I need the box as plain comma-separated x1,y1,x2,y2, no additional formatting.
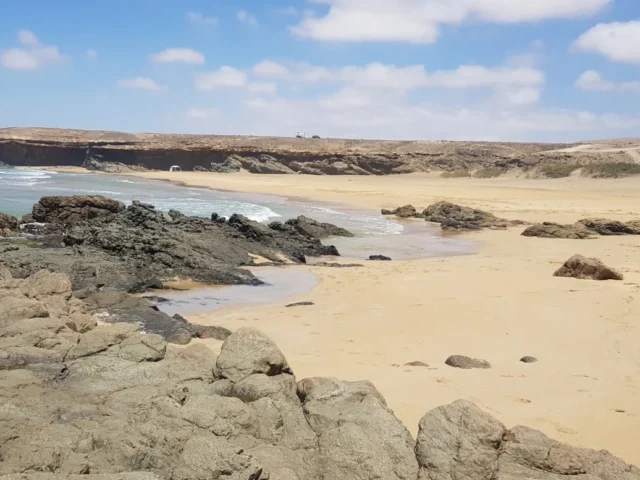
186,11,218,27
186,107,218,119
252,61,543,98
117,77,167,92
18,30,39,46
575,70,640,93
1,30,67,70
86,49,98,59
292,0,611,44
151,48,205,65
237,10,258,27
247,82,278,95
195,66,248,90
574,21,640,64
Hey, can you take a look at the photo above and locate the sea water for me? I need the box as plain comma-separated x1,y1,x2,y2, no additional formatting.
0,168,475,260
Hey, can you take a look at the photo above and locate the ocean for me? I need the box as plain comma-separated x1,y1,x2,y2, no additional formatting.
0,168,474,260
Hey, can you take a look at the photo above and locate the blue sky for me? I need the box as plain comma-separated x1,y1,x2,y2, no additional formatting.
1,0,639,141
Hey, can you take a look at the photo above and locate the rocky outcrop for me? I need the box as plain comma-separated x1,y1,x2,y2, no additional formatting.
369,255,392,261
522,222,595,239
32,196,126,224
416,400,640,479
0,212,19,235
578,218,640,236
228,154,296,175
554,254,624,281
1,197,349,292
1,271,638,479
284,215,354,239
82,156,146,174
445,355,491,369
424,201,520,230
381,205,420,218
210,156,242,173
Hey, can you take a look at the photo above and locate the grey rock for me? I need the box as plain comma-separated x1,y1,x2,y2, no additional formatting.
284,215,354,239
369,255,392,261
445,355,492,369
381,205,419,218
0,212,19,235
286,301,314,307
32,195,126,225
216,327,292,383
20,270,72,299
554,254,624,281
578,218,640,236
0,295,49,323
405,361,429,367
424,201,521,230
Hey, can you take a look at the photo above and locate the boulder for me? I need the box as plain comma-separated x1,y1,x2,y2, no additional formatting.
0,212,19,235
424,201,518,230
285,216,354,239
522,222,595,239
0,295,49,323
520,356,538,363
32,195,126,225
445,355,491,369
554,254,624,281
578,218,640,235
381,205,419,218
210,156,243,173
190,324,233,341
369,255,392,261
405,361,429,367
216,327,292,383
20,270,72,299
416,400,640,480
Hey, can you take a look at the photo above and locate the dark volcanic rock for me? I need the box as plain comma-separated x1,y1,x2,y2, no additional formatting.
369,255,392,261
554,254,624,281
381,205,419,218
284,215,353,239
228,153,296,174
286,301,314,307
445,355,491,369
520,356,538,363
424,201,519,230
578,218,640,235
2,197,346,292
32,195,126,225
522,222,595,239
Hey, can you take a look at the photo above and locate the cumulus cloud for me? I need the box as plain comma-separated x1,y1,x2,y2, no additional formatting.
575,70,640,93
151,48,205,64
195,66,248,90
292,0,611,44
247,82,278,95
574,21,640,64
186,11,218,27
237,10,258,27
117,77,167,92
251,60,543,105
1,30,68,70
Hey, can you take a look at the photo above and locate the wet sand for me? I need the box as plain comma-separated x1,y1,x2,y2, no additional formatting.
68,169,640,464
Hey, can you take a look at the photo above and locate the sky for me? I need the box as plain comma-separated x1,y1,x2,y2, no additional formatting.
1,0,639,142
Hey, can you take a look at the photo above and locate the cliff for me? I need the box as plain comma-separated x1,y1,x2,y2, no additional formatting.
1,127,638,175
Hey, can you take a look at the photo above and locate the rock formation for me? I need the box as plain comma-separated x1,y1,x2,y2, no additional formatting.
0,196,350,292
423,202,521,230
283,215,354,239
522,222,595,239
0,212,19,236
554,254,624,281
577,218,640,235
381,205,420,218
1,270,639,479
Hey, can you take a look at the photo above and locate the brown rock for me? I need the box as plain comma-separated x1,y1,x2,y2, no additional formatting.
20,270,72,299
522,222,594,239
445,355,491,369
578,218,640,235
554,254,623,281
381,205,419,218
0,212,19,235
423,201,518,230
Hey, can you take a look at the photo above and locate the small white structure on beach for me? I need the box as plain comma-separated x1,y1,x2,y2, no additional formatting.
169,165,182,172
295,131,306,139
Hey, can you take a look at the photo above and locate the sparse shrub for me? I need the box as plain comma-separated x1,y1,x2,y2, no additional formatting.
582,162,640,178
441,170,470,178
538,164,580,178
473,167,506,178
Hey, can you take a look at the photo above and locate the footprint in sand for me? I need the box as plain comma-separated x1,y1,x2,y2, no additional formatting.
557,427,577,435
436,377,450,384
518,398,532,404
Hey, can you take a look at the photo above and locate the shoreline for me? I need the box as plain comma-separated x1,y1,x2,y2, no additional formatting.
18,166,640,465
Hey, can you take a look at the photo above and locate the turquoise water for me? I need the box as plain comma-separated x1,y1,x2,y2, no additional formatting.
0,168,475,260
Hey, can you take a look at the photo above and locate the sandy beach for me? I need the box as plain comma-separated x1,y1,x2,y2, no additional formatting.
47,168,640,464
